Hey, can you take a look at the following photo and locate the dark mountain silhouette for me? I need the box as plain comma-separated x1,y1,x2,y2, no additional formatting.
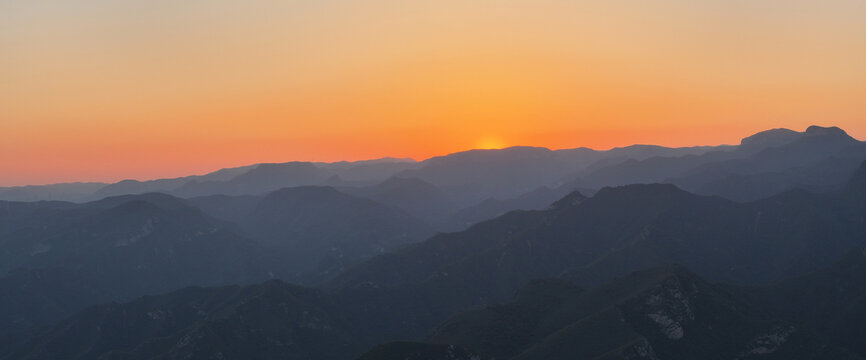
411,266,859,360
2,281,367,360
0,194,260,335
356,342,481,360
735,248,866,357
10,260,866,360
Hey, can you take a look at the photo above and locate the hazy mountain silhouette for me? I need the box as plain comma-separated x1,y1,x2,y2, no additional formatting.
6,125,860,207
0,183,106,202
240,186,435,283
0,187,434,336
577,125,866,201
88,165,257,200
341,177,457,225
395,144,723,208
669,126,865,197
738,128,802,151
80,159,417,201
171,162,332,197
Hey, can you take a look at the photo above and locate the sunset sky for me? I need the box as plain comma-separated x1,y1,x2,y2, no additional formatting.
2,0,865,186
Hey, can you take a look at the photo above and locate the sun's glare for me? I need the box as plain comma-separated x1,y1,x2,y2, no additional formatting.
476,137,506,150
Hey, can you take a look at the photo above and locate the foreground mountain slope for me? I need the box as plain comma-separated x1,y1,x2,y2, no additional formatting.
12,260,865,360
355,342,482,360
419,266,861,360
736,248,866,358
3,281,365,360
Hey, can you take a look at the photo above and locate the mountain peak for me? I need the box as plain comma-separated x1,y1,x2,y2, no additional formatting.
804,125,849,137
739,128,800,148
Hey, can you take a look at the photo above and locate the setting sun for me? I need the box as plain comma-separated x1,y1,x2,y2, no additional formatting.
475,136,507,150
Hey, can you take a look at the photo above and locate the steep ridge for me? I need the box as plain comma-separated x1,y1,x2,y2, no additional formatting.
736,248,866,357
415,266,860,360
11,261,866,360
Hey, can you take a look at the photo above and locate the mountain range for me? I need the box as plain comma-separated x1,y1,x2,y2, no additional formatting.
0,125,864,359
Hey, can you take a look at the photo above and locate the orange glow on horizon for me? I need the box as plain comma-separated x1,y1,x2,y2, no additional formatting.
1,0,865,186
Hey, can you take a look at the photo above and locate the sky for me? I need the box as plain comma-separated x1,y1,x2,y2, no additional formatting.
2,0,865,186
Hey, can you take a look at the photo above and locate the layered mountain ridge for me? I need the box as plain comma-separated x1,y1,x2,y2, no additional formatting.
0,125,864,359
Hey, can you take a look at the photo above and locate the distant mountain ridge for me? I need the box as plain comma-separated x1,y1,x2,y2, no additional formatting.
4,126,862,214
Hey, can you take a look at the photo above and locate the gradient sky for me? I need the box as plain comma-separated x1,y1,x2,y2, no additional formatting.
2,0,865,186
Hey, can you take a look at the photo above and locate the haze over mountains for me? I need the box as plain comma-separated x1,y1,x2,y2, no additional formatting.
0,125,865,359
3,126,863,223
